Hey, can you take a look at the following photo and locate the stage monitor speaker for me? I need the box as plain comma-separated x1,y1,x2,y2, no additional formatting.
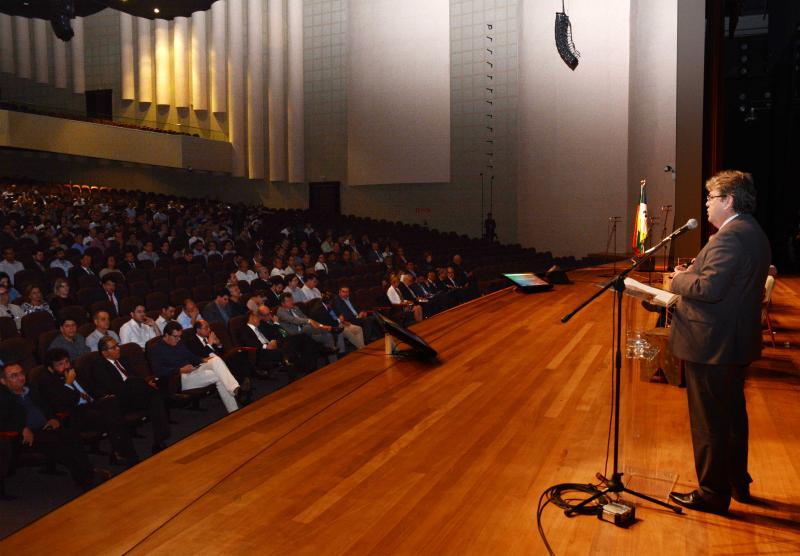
503,272,554,293
545,265,571,284
375,312,438,360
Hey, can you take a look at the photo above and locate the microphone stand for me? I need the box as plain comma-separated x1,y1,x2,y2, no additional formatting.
560,228,687,516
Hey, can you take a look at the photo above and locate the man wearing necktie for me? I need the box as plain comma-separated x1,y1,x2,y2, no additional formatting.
38,348,138,466
275,293,337,364
89,336,171,455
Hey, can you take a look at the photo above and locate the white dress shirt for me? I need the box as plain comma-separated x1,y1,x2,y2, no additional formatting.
387,286,402,305
300,285,321,301
120,319,159,348
0,260,24,284
235,269,258,284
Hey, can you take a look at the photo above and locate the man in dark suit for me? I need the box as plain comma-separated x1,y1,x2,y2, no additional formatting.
262,276,285,308
89,274,121,316
201,289,232,325
89,335,171,454
332,286,382,343
118,250,138,274
37,348,138,466
668,171,771,515
69,253,97,288
238,307,293,376
0,362,103,491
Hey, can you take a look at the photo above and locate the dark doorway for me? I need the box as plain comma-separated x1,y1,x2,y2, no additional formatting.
85,89,113,119
309,181,341,215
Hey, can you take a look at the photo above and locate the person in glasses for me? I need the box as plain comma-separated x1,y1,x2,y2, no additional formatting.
668,170,771,515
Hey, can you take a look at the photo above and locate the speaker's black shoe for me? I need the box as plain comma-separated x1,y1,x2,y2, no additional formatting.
669,490,728,515
731,484,753,503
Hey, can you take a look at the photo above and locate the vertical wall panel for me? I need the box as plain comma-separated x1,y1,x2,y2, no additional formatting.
287,0,304,183
268,0,286,181
14,17,32,80
0,14,13,74
190,11,208,110
228,0,246,176
247,0,265,179
155,19,171,105
120,13,135,100
71,16,85,93
347,0,450,185
173,16,190,108
53,36,67,88
137,17,153,103
32,18,49,84
210,0,227,113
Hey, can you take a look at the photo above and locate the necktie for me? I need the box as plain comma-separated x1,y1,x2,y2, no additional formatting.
113,360,128,381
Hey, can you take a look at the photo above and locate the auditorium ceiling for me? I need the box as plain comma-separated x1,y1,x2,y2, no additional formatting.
0,0,218,20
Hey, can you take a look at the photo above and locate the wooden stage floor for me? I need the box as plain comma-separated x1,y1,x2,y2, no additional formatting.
3,269,800,555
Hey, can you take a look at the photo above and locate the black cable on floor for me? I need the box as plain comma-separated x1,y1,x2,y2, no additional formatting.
535,482,610,555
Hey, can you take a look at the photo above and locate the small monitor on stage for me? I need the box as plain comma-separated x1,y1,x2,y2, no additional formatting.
503,272,553,293
375,313,438,360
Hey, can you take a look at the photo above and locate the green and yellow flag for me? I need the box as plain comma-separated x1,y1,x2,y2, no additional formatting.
632,180,648,256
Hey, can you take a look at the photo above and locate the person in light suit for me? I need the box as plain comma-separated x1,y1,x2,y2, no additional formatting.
668,170,771,515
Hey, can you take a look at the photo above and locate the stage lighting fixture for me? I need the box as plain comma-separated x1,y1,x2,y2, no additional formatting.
49,0,76,42
555,1,580,70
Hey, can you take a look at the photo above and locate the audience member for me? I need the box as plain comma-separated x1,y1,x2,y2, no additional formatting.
49,318,90,361
86,310,121,352
201,289,232,325
0,362,104,491
155,303,177,334
276,293,337,364
90,336,170,454
147,322,240,413
38,348,138,466
177,298,201,329
120,305,160,348
0,247,24,285
19,284,53,316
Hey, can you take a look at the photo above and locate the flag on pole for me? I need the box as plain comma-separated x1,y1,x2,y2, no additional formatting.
632,180,648,256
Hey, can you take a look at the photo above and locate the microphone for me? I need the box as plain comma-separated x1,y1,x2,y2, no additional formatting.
643,219,697,256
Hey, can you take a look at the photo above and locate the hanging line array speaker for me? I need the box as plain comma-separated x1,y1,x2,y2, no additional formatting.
555,2,580,71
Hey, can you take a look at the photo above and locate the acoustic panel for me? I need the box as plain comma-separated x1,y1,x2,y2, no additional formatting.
347,0,450,186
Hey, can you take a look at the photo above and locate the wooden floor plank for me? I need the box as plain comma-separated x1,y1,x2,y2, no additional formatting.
3,269,799,555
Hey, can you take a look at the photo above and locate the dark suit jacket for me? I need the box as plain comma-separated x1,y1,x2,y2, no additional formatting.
88,356,141,397
0,384,54,433
89,289,121,314
309,303,341,329
119,261,138,274
669,214,771,366
263,289,282,308
201,301,230,324
37,370,83,413
183,333,222,358
251,279,270,292
398,282,417,302
332,296,360,321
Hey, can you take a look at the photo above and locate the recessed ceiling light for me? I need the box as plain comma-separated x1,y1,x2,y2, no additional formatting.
154,8,160,14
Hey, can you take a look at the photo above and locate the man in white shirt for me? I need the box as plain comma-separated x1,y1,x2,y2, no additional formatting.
86,310,122,352
270,257,286,278
119,304,160,348
0,283,24,330
137,241,160,264
235,259,258,284
300,274,322,301
155,303,177,334
0,247,25,286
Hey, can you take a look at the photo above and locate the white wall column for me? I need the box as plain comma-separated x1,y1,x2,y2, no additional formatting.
120,13,135,100
191,11,208,111
247,0,265,179
287,0,304,183
268,0,286,181
210,0,227,113
155,18,171,106
53,36,67,88
70,17,85,93
0,14,14,74
14,17,31,80
173,16,190,108
228,0,246,176
137,17,153,103
32,18,49,84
